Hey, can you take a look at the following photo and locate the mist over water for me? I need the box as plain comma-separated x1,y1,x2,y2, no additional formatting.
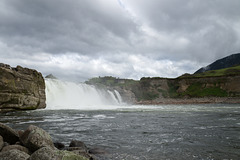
45,79,122,110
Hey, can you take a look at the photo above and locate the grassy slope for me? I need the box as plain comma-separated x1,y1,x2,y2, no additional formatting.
180,65,240,78
172,65,240,98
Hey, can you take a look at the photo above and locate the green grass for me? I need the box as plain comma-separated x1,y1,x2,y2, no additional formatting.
180,65,240,78
167,82,179,98
85,76,138,88
158,89,168,98
142,92,159,100
180,82,228,97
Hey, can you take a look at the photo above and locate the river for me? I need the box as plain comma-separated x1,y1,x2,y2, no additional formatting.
1,104,240,160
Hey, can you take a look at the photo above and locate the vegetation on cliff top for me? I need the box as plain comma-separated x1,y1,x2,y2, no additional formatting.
85,76,160,100
86,65,240,102
85,76,138,88
178,83,228,97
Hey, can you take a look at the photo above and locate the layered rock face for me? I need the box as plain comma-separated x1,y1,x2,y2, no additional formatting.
0,63,46,112
133,76,240,104
87,75,240,104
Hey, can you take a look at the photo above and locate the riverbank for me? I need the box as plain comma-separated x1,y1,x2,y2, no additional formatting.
135,97,240,105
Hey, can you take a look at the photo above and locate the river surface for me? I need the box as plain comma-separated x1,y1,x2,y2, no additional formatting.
1,104,240,160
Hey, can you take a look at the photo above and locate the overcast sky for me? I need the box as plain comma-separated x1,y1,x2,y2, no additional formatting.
1,0,240,81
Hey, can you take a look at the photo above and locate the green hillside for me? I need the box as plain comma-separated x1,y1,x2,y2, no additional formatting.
180,65,240,78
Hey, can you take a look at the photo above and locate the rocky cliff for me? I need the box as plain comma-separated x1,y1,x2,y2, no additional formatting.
134,75,240,104
0,63,46,112
86,73,240,104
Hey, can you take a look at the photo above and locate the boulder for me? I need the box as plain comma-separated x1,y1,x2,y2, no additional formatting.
29,147,89,160
54,142,65,150
20,125,54,152
69,140,88,151
0,135,3,150
3,142,9,147
28,147,59,160
0,64,46,112
56,149,90,160
88,148,108,155
0,149,30,160
1,145,30,154
0,124,98,160
71,150,95,160
0,122,19,144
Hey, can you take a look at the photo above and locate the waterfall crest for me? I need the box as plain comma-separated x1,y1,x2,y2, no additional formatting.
45,79,122,110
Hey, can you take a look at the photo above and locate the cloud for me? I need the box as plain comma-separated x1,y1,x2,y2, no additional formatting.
0,0,138,54
122,0,240,60
0,0,240,81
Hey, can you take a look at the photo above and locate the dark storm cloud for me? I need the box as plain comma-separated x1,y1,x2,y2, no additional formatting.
0,0,138,54
0,0,240,81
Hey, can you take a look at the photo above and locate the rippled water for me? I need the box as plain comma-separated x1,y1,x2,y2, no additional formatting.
1,104,240,160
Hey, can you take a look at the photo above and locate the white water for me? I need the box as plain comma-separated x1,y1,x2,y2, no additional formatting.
45,79,123,110
114,90,123,103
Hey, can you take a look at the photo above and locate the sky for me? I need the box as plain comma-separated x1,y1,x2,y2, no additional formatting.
0,0,240,82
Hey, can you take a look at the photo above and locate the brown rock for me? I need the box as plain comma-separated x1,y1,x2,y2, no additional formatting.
71,150,95,160
69,140,88,152
29,146,89,160
54,142,65,150
0,64,46,113
20,125,54,152
18,130,24,137
0,135,3,150
88,148,108,155
0,122,19,144
1,145,30,154
28,147,58,160
0,149,30,160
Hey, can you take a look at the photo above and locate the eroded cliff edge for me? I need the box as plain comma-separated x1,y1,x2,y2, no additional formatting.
86,73,240,105
0,63,46,112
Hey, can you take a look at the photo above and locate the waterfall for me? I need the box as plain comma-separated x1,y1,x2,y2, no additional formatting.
114,90,123,104
107,90,119,104
45,79,123,110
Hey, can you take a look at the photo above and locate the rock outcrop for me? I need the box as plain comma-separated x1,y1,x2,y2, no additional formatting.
133,76,240,104
0,63,46,112
0,123,96,160
86,74,240,105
